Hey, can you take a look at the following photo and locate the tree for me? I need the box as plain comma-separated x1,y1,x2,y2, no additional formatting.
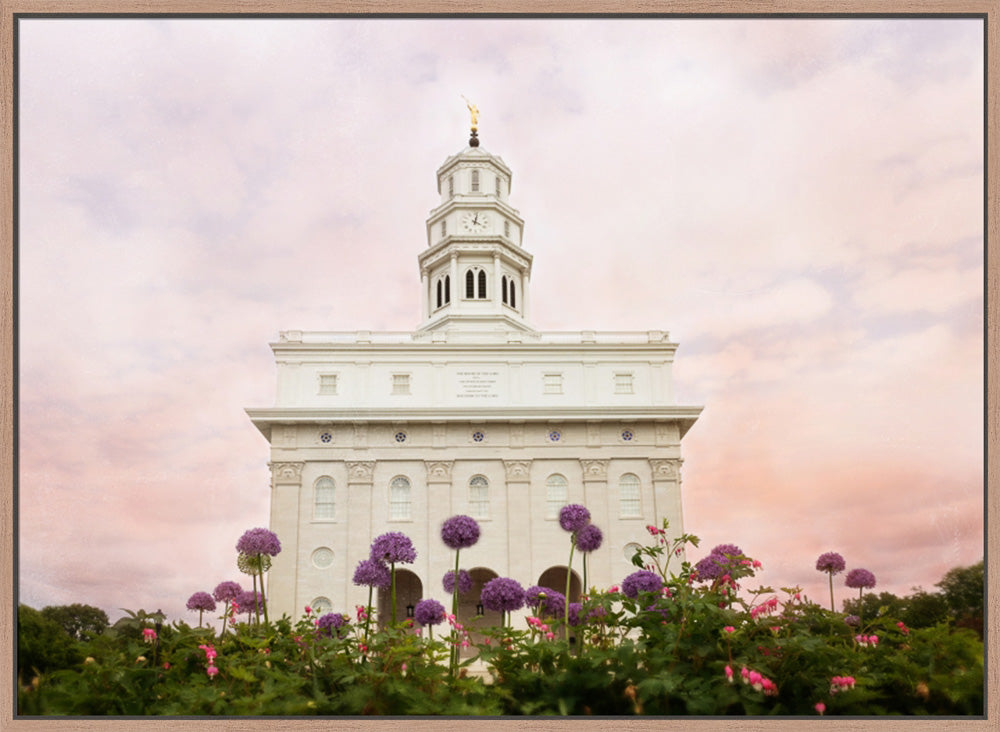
40,603,109,641
17,605,80,682
842,590,904,620
900,588,949,628
936,560,984,637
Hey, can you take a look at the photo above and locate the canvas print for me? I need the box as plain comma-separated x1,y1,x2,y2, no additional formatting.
16,16,985,716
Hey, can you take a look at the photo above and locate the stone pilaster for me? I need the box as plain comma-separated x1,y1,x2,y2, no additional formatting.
649,458,684,542
346,461,376,578
504,459,532,581
268,461,304,620
580,459,611,591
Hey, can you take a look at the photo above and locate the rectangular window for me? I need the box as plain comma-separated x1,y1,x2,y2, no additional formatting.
471,169,480,192
448,175,454,197
543,373,563,395
495,176,501,195
614,372,634,394
318,374,338,395
620,475,641,517
392,374,411,395
504,219,510,238
441,219,447,236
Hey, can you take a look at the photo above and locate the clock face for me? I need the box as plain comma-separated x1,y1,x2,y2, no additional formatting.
461,211,489,233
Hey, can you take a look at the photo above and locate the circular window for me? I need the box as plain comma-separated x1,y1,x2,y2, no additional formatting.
311,547,334,569
311,596,332,614
319,431,333,444
394,431,407,443
623,542,643,563
472,430,485,443
549,430,561,442
621,429,634,441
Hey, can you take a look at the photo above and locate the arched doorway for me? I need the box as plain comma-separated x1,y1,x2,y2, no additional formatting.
376,569,423,627
537,566,582,604
456,567,500,659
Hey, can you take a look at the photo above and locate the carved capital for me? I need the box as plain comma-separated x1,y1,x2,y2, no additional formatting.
269,461,304,486
424,460,454,483
346,461,376,484
649,458,683,482
503,459,532,481
580,459,609,481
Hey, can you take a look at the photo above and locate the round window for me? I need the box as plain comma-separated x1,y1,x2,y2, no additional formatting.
623,542,643,563
472,430,485,442
549,430,561,442
394,431,407,443
311,547,334,569
621,429,634,441
319,431,333,443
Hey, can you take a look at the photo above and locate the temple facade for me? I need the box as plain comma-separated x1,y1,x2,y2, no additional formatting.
247,122,702,627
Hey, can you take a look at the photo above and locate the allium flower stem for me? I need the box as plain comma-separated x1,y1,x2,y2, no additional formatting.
363,585,373,662
390,561,397,625
257,563,270,625
564,541,576,638
220,602,229,636
829,574,835,613
252,573,260,626
450,550,461,676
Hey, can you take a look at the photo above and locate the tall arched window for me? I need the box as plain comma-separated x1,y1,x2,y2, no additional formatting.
471,168,480,192
501,276,509,305
390,476,411,520
510,280,516,308
444,275,450,304
436,280,443,309
477,269,487,299
448,174,454,197
469,475,490,519
314,476,335,520
620,473,641,517
465,269,475,298
546,474,568,519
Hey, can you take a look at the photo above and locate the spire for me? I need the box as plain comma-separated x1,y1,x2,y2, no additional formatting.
462,94,480,147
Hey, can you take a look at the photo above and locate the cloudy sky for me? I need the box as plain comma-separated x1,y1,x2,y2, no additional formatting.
17,17,983,624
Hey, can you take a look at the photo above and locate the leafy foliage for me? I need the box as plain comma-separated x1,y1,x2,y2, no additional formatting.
17,526,984,716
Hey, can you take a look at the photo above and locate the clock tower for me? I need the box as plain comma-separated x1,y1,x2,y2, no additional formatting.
417,118,532,335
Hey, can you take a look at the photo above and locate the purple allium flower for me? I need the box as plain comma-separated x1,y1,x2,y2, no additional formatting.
352,558,392,589
443,569,473,595
711,543,744,559
844,615,861,627
213,581,242,603
575,524,603,553
186,592,216,612
567,602,584,627
236,527,282,557
440,515,481,550
621,570,663,598
480,577,527,613
530,587,566,618
694,554,727,581
845,568,876,589
524,585,547,607
316,612,349,637
413,598,447,627
370,532,417,564
235,590,263,615
559,504,591,533
816,552,846,575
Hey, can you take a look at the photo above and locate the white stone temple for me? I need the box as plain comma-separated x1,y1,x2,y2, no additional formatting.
246,117,702,630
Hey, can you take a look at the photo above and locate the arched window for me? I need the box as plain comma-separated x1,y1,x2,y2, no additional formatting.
501,276,509,305
477,269,487,299
469,475,490,519
436,279,443,309
444,275,450,304
390,476,411,521
441,219,447,237
448,175,454,197
465,269,475,298
495,175,501,195
545,474,568,519
620,473,641,517
471,168,480,192
510,280,516,308
314,476,335,520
